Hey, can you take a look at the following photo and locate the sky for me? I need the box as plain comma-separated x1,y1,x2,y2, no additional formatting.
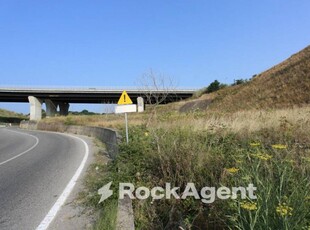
1,0,310,113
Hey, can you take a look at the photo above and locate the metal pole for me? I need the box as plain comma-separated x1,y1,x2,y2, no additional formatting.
125,112,129,144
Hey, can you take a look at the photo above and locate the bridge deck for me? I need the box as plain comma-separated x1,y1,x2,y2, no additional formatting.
0,88,196,104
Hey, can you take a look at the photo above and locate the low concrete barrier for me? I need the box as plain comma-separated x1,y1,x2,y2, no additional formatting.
116,195,135,229
20,120,120,159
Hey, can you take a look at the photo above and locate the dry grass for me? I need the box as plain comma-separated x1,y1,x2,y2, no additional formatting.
0,108,26,118
110,111,310,229
180,45,310,113
175,106,310,133
43,112,146,128
216,45,310,111
41,105,310,143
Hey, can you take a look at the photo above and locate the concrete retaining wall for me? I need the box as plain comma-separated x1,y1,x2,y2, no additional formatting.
20,120,120,159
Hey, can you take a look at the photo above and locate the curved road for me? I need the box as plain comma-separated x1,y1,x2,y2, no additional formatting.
0,128,88,230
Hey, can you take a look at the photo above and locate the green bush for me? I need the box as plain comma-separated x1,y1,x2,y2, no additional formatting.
232,78,248,86
207,80,221,93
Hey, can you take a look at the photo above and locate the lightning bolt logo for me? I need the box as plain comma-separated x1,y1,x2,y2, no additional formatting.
98,181,113,203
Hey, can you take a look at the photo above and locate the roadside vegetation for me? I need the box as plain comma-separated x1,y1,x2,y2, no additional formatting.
0,108,27,124
36,46,310,229
38,86,310,230
76,139,118,230
51,105,310,229
106,105,310,229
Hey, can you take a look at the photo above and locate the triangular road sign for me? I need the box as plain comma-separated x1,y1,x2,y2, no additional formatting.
117,90,133,105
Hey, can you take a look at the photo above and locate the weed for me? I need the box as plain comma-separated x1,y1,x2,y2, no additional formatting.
110,126,310,229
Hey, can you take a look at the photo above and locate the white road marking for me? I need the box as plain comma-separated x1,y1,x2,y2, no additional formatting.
36,133,89,230
0,129,39,166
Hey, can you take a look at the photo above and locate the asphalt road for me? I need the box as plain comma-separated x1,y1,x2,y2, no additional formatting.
0,127,88,230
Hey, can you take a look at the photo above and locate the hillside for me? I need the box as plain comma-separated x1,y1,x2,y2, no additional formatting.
181,45,310,112
34,47,310,229
0,108,27,123
0,108,24,117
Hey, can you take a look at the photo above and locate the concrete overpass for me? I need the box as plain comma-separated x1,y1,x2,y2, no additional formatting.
0,87,196,120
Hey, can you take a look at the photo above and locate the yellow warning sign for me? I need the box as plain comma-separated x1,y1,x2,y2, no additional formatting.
117,90,133,105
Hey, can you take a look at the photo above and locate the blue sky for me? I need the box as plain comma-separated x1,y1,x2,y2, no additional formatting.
1,1,310,113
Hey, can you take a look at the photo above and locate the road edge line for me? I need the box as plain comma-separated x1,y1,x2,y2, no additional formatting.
0,129,39,166
35,134,89,230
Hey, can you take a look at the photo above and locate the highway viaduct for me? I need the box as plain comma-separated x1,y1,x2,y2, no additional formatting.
0,87,195,120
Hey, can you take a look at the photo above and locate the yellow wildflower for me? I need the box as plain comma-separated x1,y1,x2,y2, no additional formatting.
144,132,149,137
250,142,261,147
226,167,239,174
272,144,287,149
240,201,257,211
276,203,293,217
251,153,272,161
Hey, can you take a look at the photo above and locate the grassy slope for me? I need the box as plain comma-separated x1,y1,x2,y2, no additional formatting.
0,108,25,118
181,45,310,112
0,108,27,123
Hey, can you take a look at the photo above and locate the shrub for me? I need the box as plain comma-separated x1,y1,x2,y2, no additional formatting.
232,78,248,86
109,126,310,229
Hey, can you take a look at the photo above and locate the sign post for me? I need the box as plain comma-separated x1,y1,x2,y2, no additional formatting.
125,112,129,144
115,91,136,144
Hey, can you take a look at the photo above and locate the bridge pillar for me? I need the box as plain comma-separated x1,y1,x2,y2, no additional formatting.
59,102,70,116
137,97,144,112
28,96,42,121
45,99,57,117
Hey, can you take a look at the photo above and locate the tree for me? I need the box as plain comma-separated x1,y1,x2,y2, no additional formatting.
137,69,176,126
207,80,221,93
233,78,248,86
81,109,89,115
138,69,176,105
